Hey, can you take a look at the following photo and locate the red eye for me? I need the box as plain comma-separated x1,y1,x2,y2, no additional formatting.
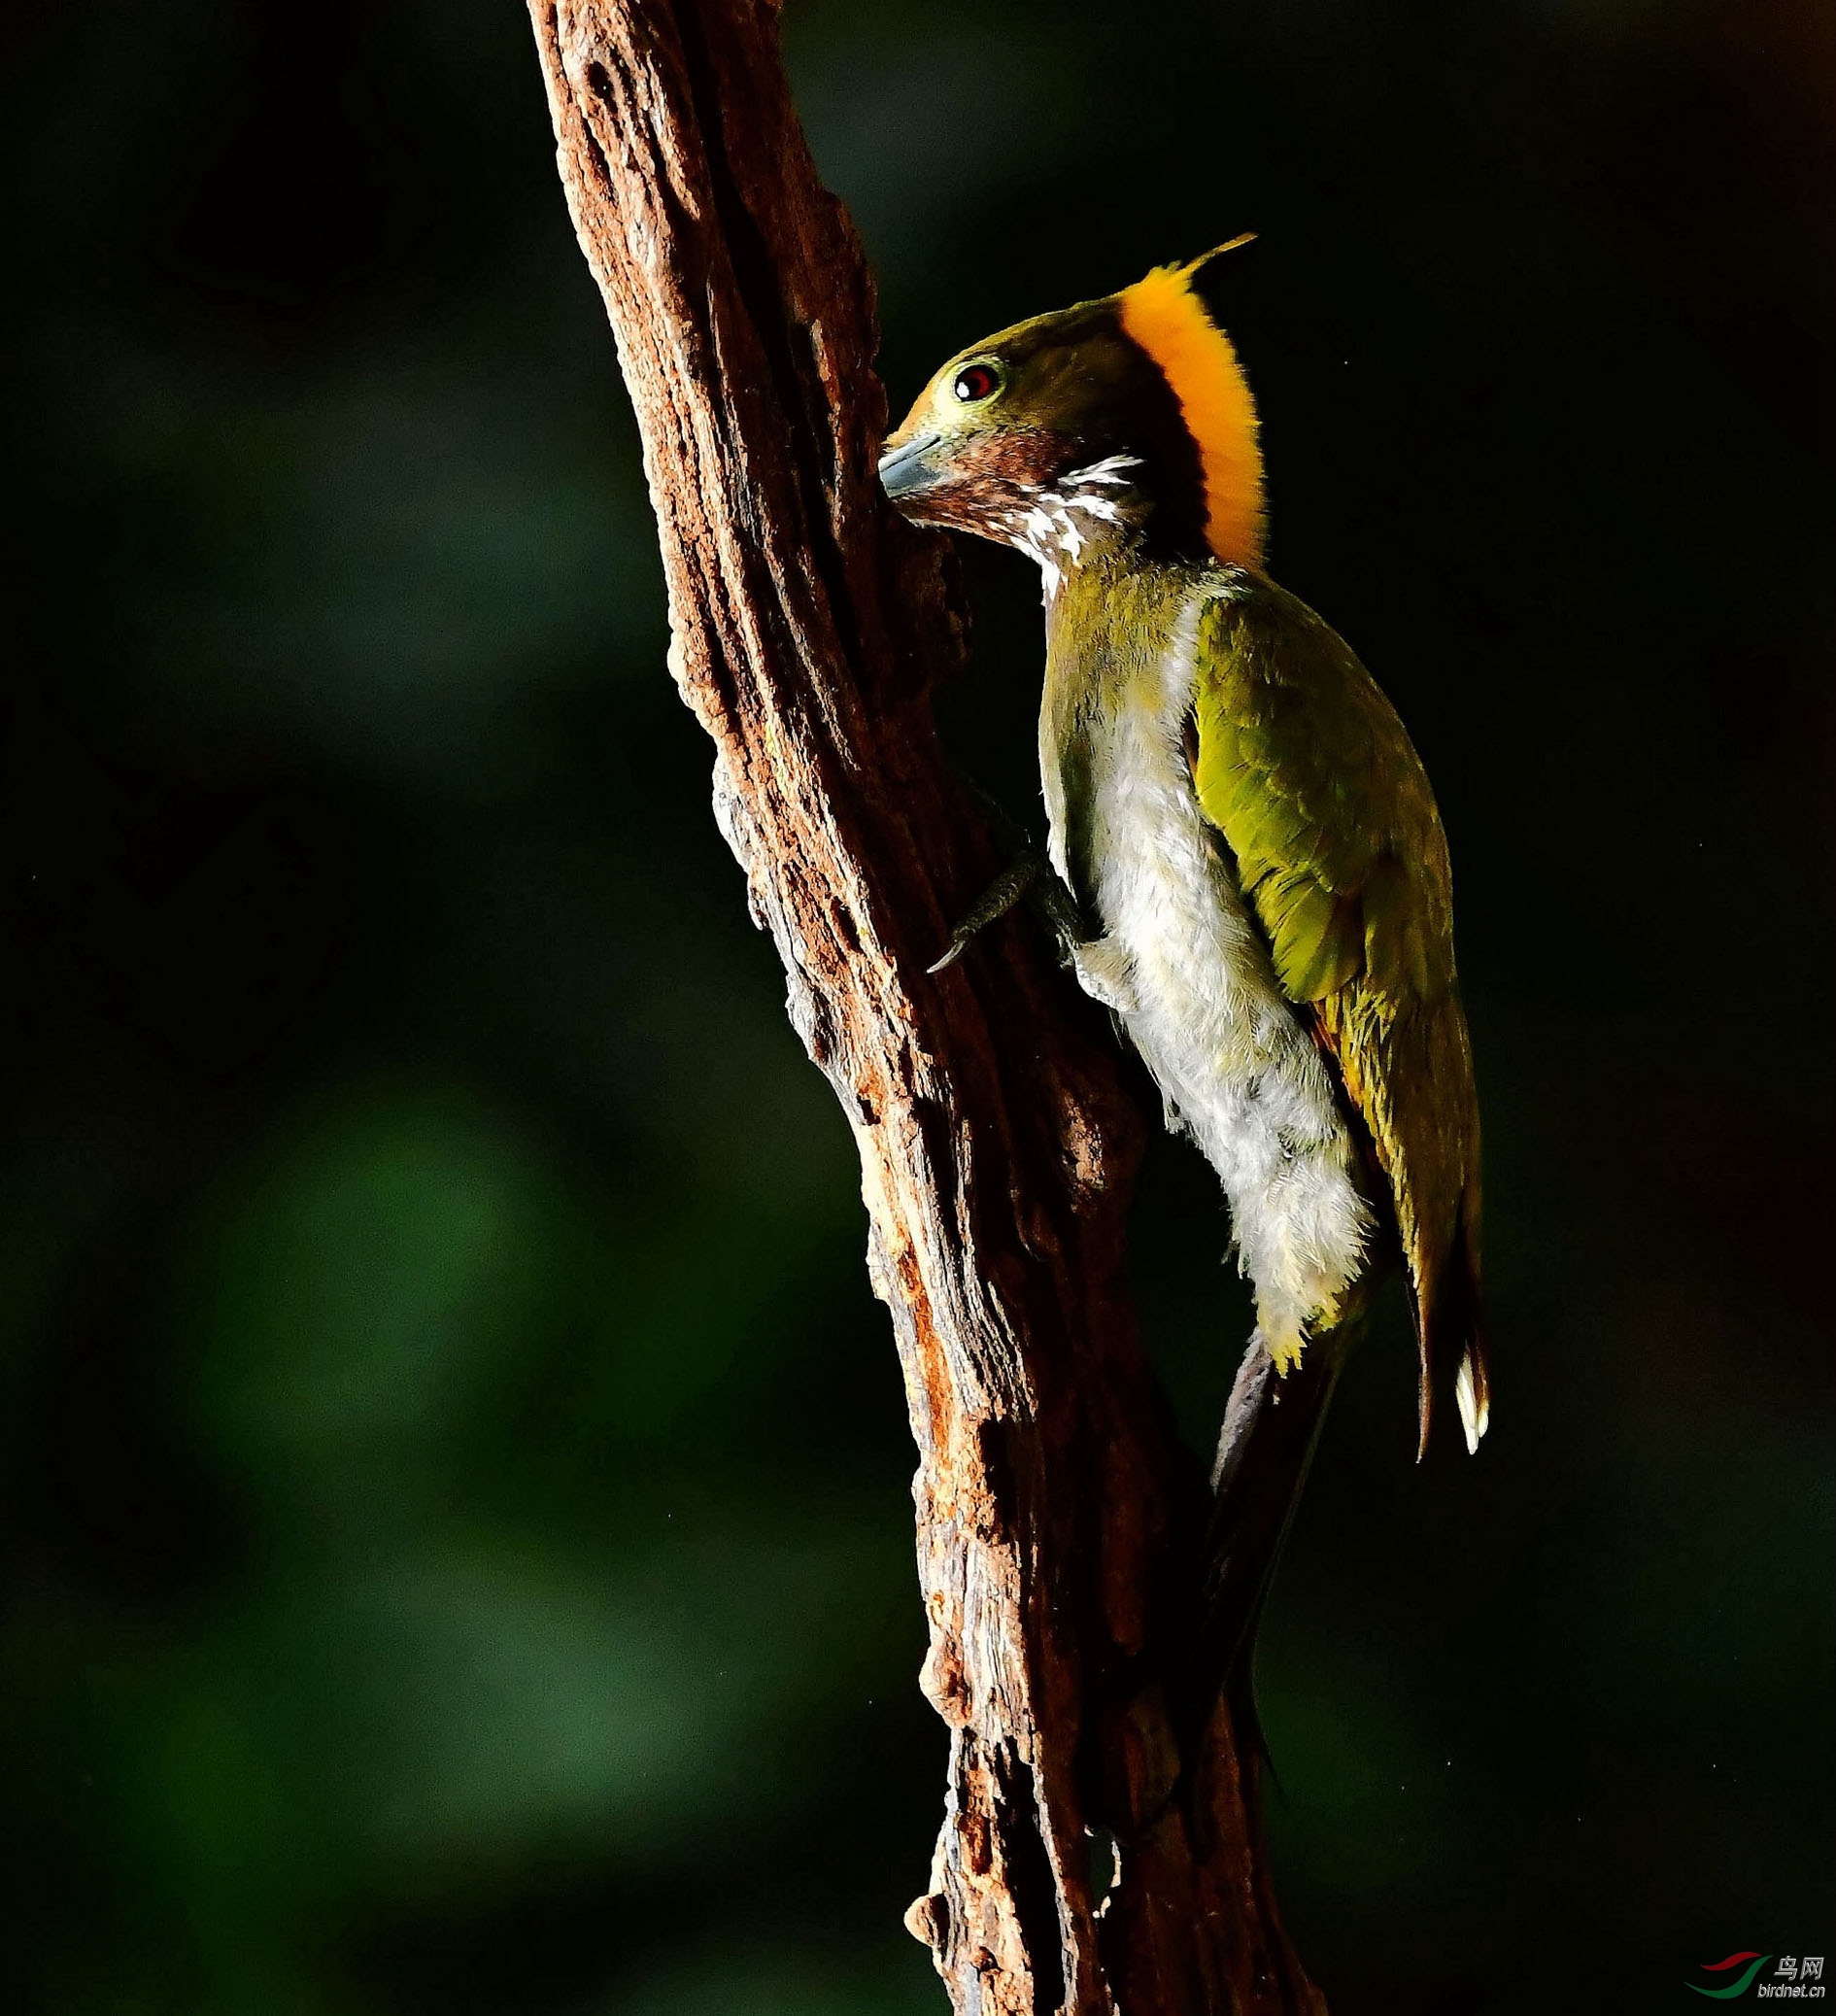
952,362,1002,402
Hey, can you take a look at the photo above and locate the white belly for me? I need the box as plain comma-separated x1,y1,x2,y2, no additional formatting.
1050,585,1373,1366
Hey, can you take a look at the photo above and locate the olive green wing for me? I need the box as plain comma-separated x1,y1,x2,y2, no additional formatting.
1188,576,1488,1456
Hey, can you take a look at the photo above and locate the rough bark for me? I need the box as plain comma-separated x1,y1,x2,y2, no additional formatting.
526,4,1325,2009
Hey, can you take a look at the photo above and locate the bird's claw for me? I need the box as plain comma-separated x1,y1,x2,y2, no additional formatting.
931,826,1090,975
929,780,1090,975
919,854,1032,972
929,853,1043,973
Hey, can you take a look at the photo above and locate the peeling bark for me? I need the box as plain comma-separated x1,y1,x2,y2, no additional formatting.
526,3,1325,2008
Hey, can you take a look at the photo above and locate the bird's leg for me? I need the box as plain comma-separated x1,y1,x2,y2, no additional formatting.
933,849,1141,1017
929,850,1041,974
928,784,1142,1021
928,783,1088,974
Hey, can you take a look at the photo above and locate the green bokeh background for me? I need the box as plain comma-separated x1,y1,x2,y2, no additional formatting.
4,2,1831,2010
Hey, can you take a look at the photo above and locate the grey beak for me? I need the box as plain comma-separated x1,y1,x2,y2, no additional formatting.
877,431,943,500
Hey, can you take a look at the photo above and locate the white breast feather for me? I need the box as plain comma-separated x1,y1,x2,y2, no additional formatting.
1066,584,1374,1367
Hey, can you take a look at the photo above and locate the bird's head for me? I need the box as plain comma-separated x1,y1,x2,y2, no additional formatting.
878,239,1266,586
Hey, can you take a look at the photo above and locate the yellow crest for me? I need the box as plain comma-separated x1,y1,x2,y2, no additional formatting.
1117,237,1265,568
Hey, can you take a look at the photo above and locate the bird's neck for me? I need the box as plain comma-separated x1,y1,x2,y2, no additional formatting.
1005,454,1240,608
1039,551,1214,905
999,455,1153,602
1043,550,1205,700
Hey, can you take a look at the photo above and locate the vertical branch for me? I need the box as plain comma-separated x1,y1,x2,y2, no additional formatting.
526,3,1324,2009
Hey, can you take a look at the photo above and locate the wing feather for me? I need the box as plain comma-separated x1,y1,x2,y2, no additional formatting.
1189,577,1487,1453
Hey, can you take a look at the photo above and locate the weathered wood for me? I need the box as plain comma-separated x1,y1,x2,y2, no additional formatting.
526,3,1325,2008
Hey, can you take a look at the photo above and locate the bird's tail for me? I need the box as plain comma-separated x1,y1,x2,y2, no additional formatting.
1189,1317,1360,1734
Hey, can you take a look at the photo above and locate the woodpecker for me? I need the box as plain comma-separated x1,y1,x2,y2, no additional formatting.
879,244,1488,1684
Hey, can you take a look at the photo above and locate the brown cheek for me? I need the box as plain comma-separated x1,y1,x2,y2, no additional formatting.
969,430,1074,489
908,431,1074,536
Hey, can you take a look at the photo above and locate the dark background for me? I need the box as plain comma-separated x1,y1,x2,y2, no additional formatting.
4,1,1832,2010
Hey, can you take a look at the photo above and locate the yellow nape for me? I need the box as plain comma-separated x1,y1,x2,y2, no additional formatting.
1117,245,1266,568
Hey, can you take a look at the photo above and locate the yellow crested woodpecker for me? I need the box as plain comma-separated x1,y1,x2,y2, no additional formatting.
880,243,1489,1689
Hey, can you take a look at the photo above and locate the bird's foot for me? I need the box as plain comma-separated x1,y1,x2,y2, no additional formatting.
928,784,1087,974
929,848,1047,974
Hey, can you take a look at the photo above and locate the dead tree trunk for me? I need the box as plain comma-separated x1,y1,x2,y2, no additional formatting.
527,4,1325,2009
